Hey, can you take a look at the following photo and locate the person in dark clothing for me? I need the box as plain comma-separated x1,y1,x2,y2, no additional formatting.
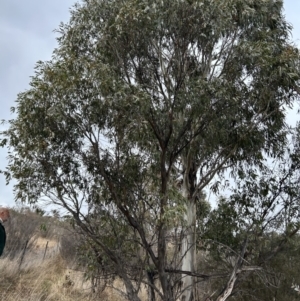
0,208,10,257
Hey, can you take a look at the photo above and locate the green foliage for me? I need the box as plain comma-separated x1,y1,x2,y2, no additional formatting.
233,236,300,301
198,146,300,299
203,198,242,250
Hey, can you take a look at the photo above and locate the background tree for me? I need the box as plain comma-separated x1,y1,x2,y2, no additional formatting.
199,134,300,300
1,0,300,300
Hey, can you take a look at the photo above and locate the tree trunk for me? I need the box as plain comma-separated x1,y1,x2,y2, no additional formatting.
180,181,196,301
215,271,237,301
146,269,156,301
215,239,248,301
122,275,142,301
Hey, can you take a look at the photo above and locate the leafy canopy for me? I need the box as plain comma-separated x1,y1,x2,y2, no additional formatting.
0,1,300,299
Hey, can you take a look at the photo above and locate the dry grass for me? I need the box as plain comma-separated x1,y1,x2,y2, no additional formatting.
33,237,58,249
0,254,147,301
0,209,146,301
0,255,116,301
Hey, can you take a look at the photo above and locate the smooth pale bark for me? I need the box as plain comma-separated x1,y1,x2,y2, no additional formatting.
215,239,248,301
180,180,196,301
215,270,238,301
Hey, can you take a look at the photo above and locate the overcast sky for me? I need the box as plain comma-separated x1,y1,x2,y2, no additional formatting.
0,0,300,208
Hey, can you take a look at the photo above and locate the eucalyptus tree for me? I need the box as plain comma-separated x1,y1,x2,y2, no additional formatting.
1,0,300,300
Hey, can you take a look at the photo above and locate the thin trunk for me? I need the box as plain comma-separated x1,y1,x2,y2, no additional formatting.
158,224,175,301
146,269,156,301
120,270,142,301
215,239,248,301
180,182,196,301
215,271,237,301
158,148,175,301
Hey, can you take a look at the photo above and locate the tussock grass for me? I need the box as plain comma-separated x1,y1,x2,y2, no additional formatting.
0,256,114,301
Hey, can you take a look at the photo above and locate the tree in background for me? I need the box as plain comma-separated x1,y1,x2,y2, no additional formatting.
1,0,300,300
200,136,300,299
